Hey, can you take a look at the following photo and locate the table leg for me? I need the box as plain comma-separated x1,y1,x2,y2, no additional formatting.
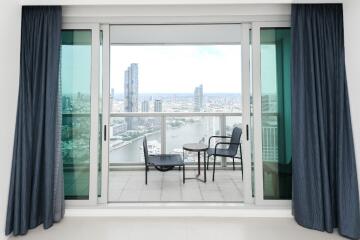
197,151,200,176
203,151,207,182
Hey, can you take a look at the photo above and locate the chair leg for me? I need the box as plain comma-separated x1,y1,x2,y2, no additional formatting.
241,157,243,181
239,143,243,180
207,156,211,170
233,157,235,171
197,152,200,175
212,156,216,181
183,164,185,184
145,166,148,185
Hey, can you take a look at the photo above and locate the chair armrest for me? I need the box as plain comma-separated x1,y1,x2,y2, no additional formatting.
158,154,181,157
208,135,231,148
210,135,232,138
214,142,240,155
148,154,182,160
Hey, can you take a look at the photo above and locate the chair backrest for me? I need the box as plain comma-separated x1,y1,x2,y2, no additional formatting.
228,127,242,154
143,137,149,165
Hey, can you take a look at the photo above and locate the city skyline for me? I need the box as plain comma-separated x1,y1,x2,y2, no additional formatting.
60,44,280,96
110,45,243,94
117,62,242,114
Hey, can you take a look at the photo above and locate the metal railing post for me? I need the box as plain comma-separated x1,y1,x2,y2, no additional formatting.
220,114,227,167
161,114,166,154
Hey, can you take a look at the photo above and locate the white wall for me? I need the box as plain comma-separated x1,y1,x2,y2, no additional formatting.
343,0,360,196
21,0,343,5
0,1,21,240
62,4,291,24
62,4,291,18
0,1,359,239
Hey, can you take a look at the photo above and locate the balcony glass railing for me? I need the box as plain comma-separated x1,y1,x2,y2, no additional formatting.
107,112,279,169
62,112,281,200
109,112,242,168
62,112,279,168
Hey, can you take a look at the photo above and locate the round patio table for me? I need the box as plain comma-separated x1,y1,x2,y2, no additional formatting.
183,143,208,183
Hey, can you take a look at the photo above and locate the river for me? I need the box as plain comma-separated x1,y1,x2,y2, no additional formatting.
109,116,241,164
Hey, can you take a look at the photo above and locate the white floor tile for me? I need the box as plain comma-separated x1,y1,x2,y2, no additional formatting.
109,169,244,202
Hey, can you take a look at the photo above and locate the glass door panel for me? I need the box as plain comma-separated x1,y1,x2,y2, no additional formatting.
104,24,251,203
60,30,92,200
260,28,292,200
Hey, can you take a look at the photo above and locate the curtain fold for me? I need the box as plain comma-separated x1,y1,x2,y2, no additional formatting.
5,6,64,236
291,4,360,239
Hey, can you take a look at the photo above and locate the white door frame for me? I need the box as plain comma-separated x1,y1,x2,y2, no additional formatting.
241,23,253,204
100,23,253,205
99,24,110,204
252,21,291,206
63,20,293,208
63,23,101,207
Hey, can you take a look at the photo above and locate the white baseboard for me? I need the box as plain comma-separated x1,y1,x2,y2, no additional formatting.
65,207,292,218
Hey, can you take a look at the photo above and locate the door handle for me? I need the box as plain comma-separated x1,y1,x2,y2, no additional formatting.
246,124,249,141
104,125,107,141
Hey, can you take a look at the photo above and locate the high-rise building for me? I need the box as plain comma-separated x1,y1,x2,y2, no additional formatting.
261,94,277,113
141,100,149,112
62,96,72,112
154,99,162,112
124,63,138,112
124,63,139,129
110,122,127,139
194,84,203,112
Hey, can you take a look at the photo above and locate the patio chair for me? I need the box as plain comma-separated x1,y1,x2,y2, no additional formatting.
143,137,185,184
206,127,243,181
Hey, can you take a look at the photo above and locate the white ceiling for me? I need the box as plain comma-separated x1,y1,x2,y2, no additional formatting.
20,0,344,6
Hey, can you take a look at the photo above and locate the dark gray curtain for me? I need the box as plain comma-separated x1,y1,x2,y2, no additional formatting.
5,6,64,236
292,4,360,239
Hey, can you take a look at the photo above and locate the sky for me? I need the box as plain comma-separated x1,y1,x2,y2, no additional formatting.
110,45,242,94
60,44,277,96
61,45,91,95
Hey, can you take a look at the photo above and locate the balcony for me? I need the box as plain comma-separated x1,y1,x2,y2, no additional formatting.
62,112,280,201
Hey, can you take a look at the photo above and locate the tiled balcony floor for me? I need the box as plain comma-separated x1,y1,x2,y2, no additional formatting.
109,168,244,202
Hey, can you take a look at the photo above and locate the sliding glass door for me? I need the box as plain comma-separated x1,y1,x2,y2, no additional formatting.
60,29,92,200
61,24,101,205
60,22,292,206
252,22,292,205
101,24,252,203
260,28,292,200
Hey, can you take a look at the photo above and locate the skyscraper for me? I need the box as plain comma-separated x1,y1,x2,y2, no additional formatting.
124,63,139,129
194,84,203,112
141,100,149,112
154,99,162,112
124,63,138,112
